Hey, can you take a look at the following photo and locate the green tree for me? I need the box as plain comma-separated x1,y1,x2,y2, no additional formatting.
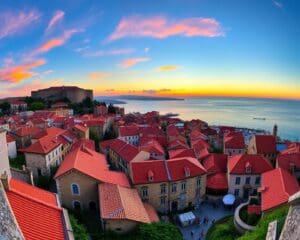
69,214,89,240
0,102,11,114
136,222,182,240
30,101,45,110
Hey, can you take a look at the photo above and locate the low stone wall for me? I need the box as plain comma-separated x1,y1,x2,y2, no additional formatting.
10,167,33,184
234,202,256,234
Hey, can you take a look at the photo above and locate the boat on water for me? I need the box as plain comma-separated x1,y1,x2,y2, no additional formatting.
253,117,266,121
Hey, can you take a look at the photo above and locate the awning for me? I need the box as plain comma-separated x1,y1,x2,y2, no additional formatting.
178,211,196,225
223,194,235,205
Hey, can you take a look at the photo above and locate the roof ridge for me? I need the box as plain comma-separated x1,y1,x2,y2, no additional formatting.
9,188,62,211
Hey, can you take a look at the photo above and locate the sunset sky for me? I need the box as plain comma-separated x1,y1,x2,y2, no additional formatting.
0,0,299,99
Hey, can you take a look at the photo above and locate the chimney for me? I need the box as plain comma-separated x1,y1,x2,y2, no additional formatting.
273,124,278,138
0,129,11,182
1,172,10,191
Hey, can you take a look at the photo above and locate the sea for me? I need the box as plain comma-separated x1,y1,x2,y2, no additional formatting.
115,97,300,141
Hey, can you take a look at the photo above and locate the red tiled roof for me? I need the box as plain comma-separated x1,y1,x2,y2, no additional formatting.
72,138,95,151
191,138,210,150
228,154,273,174
117,144,139,163
247,205,261,215
119,125,139,136
6,179,65,240
255,135,276,154
169,148,196,159
277,153,300,170
224,132,245,149
73,124,88,132
260,168,299,212
32,127,65,140
21,135,62,154
140,138,165,156
168,139,188,150
12,126,42,137
100,138,127,151
280,143,300,155
54,146,130,187
167,157,207,181
206,173,228,190
99,183,158,223
130,160,169,184
202,154,227,173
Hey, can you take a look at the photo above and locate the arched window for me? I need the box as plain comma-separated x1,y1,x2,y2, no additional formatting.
73,201,81,210
71,183,80,195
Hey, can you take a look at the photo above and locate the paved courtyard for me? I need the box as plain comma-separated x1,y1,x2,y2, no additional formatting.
179,201,235,240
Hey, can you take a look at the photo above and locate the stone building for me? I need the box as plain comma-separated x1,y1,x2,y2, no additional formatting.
129,157,207,213
31,86,93,103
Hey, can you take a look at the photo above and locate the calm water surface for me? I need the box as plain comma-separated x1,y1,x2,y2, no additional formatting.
116,97,300,141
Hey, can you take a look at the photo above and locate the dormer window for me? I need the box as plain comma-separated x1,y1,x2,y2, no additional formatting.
184,166,190,177
148,170,154,182
245,162,252,174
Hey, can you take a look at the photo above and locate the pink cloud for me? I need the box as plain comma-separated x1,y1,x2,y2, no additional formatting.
120,58,150,68
83,48,135,57
34,28,83,54
0,79,63,97
88,72,111,80
45,10,65,33
108,15,223,41
0,10,40,39
0,59,46,83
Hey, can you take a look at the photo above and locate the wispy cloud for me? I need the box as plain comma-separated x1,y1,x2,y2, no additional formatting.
0,59,46,83
107,15,223,41
34,28,83,55
88,72,111,80
0,9,40,39
120,57,150,68
273,1,283,9
45,10,65,33
0,79,63,97
83,48,135,57
144,47,150,53
157,65,179,71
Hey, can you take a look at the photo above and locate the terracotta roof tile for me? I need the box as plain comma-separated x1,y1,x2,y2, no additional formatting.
255,135,276,154
206,173,228,190
99,183,158,223
54,146,130,187
260,168,299,211
6,179,65,240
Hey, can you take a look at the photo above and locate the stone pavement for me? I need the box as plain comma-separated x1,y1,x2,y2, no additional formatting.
179,201,235,240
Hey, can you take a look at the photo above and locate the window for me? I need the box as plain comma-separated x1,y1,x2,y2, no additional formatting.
160,184,166,194
37,168,42,176
171,183,177,193
246,166,252,174
73,201,81,210
196,177,201,187
235,177,241,185
71,183,80,195
255,177,260,185
245,177,251,185
181,181,186,191
234,189,239,196
142,187,148,198
160,196,166,205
